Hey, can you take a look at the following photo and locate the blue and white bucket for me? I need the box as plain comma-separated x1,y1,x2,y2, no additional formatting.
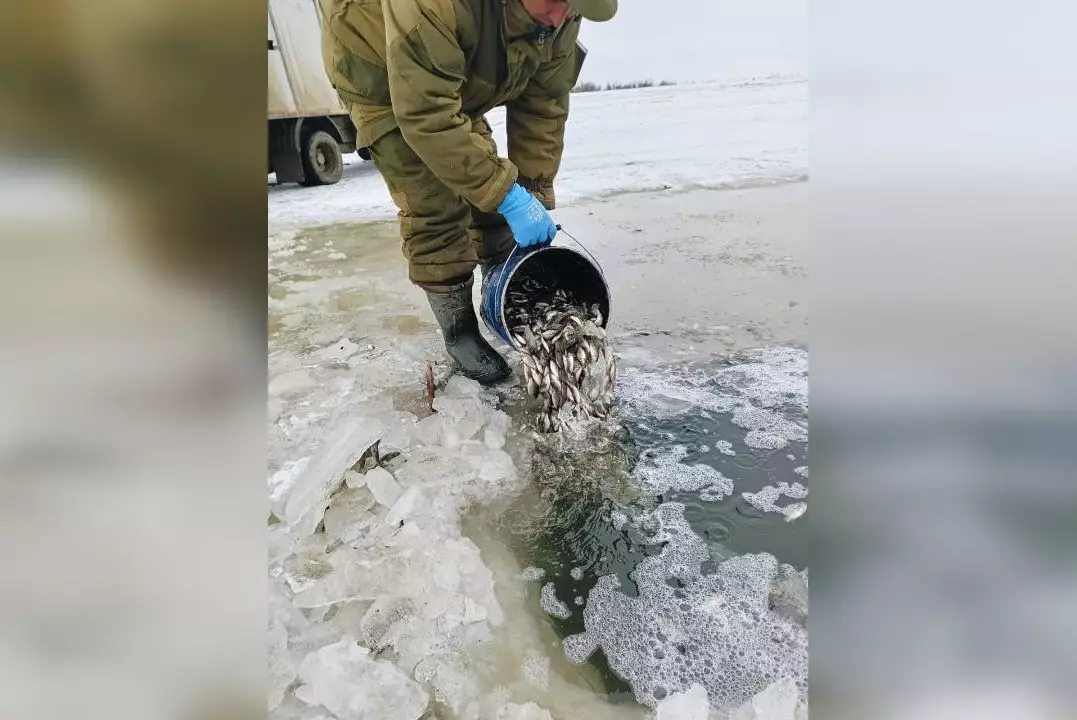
480,233,611,350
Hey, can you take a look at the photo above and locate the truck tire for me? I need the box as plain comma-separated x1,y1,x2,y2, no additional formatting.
299,130,343,186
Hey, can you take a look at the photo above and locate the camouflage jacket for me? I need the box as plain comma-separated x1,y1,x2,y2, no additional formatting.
319,0,584,212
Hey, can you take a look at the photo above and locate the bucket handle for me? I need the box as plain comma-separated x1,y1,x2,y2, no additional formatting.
493,242,522,300
554,225,603,271
495,224,598,290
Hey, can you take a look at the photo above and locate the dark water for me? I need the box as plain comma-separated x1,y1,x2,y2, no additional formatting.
492,351,808,701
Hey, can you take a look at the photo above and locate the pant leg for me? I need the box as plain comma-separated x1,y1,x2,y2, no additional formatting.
366,129,476,289
469,116,516,268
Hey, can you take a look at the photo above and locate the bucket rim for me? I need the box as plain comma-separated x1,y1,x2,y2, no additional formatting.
493,245,611,352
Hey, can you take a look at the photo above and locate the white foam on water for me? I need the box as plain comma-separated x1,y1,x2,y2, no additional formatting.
562,503,807,711
540,582,572,620
611,510,629,530
633,445,735,501
617,367,737,420
741,483,808,516
733,406,806,451
521,566,547,582
616,348,807,454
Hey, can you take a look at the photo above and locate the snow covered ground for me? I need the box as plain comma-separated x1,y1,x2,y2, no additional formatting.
268,78,806,231
268,77,808,720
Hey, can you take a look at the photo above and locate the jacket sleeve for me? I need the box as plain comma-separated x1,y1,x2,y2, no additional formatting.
382,0,518,212
505,18,583,210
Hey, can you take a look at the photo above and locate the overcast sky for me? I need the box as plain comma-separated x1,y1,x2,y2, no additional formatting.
575,0,807,84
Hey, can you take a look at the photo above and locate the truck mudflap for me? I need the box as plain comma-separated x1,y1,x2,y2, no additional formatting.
270,118,304,184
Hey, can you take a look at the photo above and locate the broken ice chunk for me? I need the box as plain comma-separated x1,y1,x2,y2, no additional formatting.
343,470,365,488
322,487,377,543
730,677,800,720
463,597,488,624
484,409,510,449
656,683,710,720
479,449,515,483
365,467,403,507
384,485,423,526
269,457,310,520
268,618,294,712
431,396,489,446
444,374,484,398
294,637,428,720
359,596,412,650
283,416,384,536
271,693,334,720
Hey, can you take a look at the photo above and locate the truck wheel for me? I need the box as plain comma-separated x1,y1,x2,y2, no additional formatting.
299,130,343,186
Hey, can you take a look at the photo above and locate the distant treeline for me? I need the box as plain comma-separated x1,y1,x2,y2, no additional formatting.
571,79,677,93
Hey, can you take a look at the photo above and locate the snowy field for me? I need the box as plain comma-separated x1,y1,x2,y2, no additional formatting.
268,77,808,720
268,78,806,231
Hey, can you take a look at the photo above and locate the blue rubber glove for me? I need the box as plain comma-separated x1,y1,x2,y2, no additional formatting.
497,183,557,248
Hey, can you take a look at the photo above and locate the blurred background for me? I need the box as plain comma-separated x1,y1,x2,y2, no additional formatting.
1,0,1076,719
811,0,1077,717
0,1,265,719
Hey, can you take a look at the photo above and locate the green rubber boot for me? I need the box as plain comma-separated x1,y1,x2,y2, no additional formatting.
425,279,511,385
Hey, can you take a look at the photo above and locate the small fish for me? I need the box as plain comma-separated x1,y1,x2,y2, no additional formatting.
783,502,807,522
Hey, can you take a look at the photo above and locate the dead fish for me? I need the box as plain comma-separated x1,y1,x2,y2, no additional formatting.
783,502,807,522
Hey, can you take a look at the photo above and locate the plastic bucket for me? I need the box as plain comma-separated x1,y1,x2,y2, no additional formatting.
480,239,610,350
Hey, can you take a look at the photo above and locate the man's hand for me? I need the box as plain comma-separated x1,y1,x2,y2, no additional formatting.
497,183,558,248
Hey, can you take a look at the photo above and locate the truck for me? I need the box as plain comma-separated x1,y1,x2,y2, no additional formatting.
268,0,369,186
